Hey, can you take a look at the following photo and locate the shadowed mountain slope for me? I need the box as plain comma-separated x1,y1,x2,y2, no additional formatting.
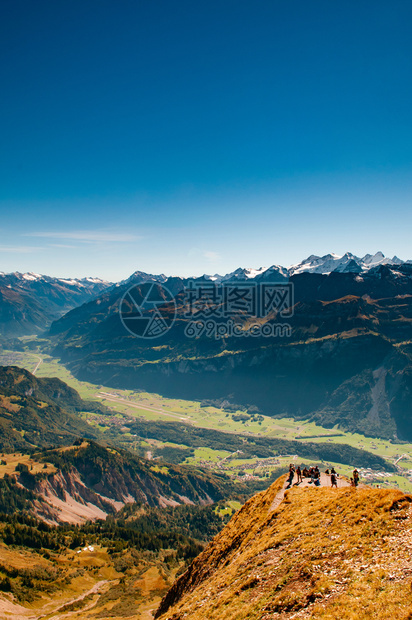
49,268,412,440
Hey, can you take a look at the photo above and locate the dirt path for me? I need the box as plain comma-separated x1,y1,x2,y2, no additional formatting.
33,355,42,375
43,579,109,619
270,472,351,512
0,580,110,620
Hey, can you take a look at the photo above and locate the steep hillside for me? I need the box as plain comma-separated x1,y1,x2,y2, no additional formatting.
38,441,238,514
0,366,104,451
156,477,412,620
0,441,243,524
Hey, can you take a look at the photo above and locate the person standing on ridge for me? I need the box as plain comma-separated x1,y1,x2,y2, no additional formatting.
353,468,359,487
287,463,295,486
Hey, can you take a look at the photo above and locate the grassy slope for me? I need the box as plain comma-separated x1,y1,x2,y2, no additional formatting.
156,477,412,620
0,539,178,619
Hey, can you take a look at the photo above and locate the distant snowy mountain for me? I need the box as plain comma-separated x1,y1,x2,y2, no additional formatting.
202,252,407,282
121,270,168,286
287,251,404,276
217,265,289,282
0,272,110,289
209,267,274,282
0,272,112,337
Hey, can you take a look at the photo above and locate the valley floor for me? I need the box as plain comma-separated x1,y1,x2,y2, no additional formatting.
1,345,411,491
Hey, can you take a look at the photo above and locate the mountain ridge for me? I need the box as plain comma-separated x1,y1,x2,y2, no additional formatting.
0,271,112,337
3,440,239,525
155,475,412,620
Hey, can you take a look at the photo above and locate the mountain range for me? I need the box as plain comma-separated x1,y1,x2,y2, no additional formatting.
0,271,111,337
0,251,408,339
47,260,412,441
101,251,409,288
203,251,405,282
3,252,412,442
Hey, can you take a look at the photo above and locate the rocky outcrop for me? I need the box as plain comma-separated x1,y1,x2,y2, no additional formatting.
30,468,117,524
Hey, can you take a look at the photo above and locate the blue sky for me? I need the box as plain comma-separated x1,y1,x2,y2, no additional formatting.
0,0,411,280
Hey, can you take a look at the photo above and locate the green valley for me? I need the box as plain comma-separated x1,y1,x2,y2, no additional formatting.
0,343,409,491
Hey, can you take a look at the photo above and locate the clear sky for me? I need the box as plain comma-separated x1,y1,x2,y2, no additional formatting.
1,0,411,280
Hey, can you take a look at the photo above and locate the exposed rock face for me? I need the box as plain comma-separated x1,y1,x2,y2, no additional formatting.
156,476,412,620
14,441,235,525
30,467,115,524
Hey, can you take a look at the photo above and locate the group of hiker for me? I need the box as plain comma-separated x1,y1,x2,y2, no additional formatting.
287,464,360,488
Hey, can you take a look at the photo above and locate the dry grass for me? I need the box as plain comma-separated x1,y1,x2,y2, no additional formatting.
0,452,57,478
157,477,412,620
0,541,184,620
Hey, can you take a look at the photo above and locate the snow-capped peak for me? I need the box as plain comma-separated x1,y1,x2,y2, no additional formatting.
362,251,385,266
360,252,403,269
202,264,288,283
288,253,355,276
288,252,405,276
21,272,42,281
244,267,268,279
